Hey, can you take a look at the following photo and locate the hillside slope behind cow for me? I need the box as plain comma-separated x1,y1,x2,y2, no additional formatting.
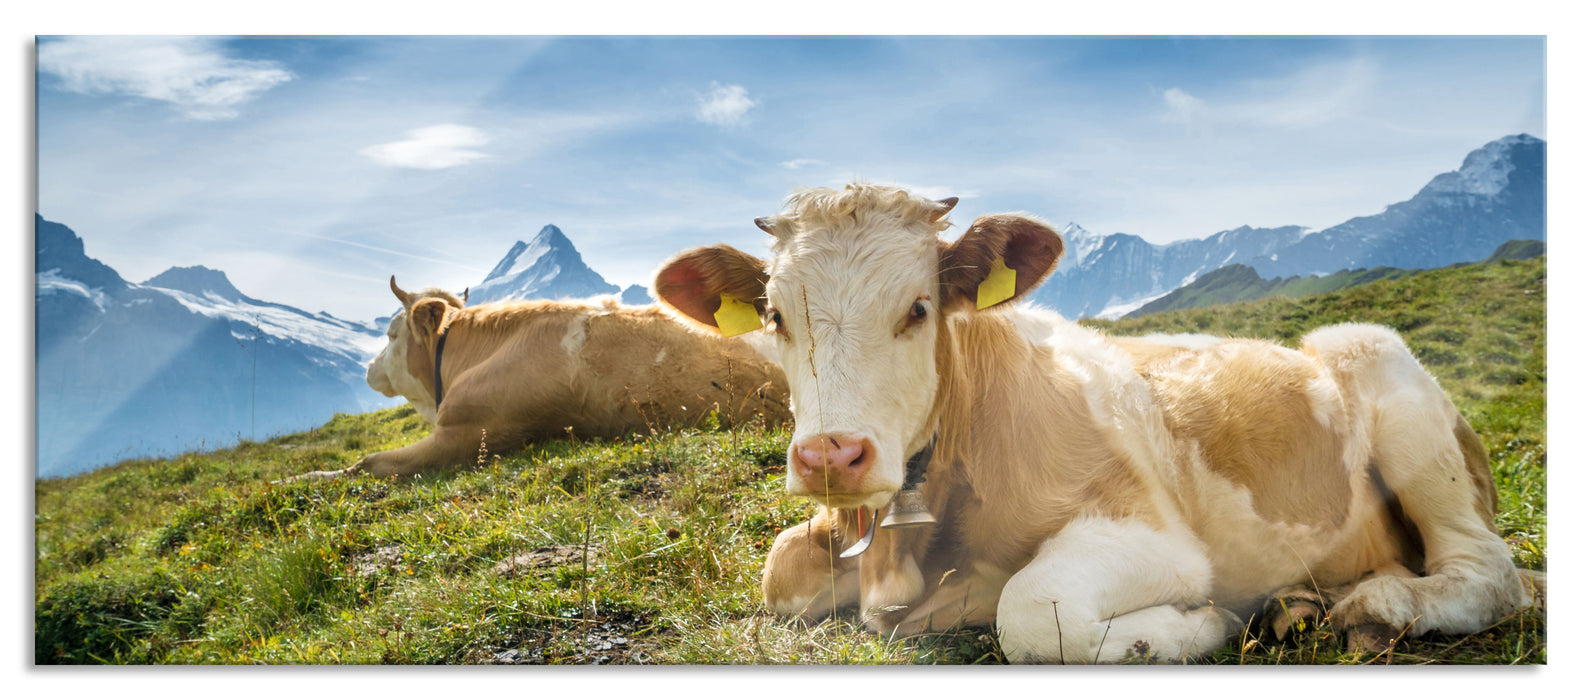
288,278,790,480
653,183,1536,663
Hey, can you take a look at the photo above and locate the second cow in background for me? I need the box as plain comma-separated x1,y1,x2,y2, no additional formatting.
291,277,789,480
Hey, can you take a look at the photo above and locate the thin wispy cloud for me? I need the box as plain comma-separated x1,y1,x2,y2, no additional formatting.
1243,57,1378,129
1159,58,1380,131
38,36,292,120
781,158,824,170
696,82,757,126
282,231,486,273
360,124,490,170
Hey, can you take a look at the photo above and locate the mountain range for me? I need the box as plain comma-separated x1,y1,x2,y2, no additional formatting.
35,215,397,478
34,134,1544,477
1031,134,1545,319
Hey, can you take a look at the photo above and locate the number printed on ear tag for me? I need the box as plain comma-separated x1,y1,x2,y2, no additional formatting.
714,292,764,337
976,256,1016,309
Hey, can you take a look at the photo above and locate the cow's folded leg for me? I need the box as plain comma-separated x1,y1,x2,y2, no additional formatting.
762,510,860,621
1330,408,1523,637
889,564,1010,637
1259,585,1328,643
995,516,1237,664
346,424,489,479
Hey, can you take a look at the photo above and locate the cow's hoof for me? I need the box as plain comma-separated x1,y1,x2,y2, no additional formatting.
1345,623,1401,655
1261,588,1326,642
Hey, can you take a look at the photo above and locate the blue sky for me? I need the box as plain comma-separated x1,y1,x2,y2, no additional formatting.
35,35,1545,322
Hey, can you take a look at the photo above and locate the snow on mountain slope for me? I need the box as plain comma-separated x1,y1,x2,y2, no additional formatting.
35,216,396,477
146,270,386,364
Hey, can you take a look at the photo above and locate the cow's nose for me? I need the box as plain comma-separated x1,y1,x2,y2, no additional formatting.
790,434,874,491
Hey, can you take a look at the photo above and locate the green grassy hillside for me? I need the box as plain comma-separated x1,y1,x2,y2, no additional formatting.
35,256,1546,665
1127,239,1545,317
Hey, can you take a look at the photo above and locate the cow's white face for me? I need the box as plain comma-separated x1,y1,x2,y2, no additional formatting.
763,211,945,509
367,309,437,424
653,184,1063,511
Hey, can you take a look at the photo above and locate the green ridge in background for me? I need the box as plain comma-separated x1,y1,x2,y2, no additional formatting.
1127,240,1545,318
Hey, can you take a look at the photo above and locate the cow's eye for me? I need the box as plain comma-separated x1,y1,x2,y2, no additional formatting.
900,299,929,335
768,309,787,338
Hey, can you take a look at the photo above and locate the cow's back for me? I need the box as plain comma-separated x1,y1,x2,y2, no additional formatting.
568,306,791,434
1117,335,1354,531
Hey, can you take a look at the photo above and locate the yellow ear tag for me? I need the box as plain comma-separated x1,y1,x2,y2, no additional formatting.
976,257,1017,309
713,293,764,337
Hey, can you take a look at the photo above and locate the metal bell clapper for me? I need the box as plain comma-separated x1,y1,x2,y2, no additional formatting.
880,486,936,528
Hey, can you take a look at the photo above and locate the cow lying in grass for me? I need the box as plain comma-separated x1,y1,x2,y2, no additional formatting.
289,278,790,480
654,183,1535,663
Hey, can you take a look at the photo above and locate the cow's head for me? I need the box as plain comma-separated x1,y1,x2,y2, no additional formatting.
367,276,465,424
655,184,1062,509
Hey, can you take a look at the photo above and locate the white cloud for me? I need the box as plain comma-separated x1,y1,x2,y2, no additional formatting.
780,158,824,170
1161,87,1208,125
360,124,490,170
38,36,292,120
696,82,757,126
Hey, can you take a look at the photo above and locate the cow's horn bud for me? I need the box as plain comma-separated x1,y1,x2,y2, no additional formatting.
930,197,959,222
390,276,414,307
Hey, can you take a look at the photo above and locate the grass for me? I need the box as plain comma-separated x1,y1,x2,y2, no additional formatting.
34,256,1545,665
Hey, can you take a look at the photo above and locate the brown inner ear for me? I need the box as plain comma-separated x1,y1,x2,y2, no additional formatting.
653,245,770,331
938,214,1064,311
409,298,452,342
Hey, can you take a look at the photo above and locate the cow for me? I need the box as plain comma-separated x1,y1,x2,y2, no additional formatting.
287,278,791,480
652,183,1536,663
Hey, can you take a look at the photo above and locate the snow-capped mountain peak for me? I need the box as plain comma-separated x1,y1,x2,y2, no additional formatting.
467,224,621,306
482,225,569,283
1059,222,1105,269
144,265,248,302
1422,133,1540,197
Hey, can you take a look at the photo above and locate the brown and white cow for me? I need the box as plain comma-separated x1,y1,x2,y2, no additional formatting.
654,183,1534,663
289,278,790,480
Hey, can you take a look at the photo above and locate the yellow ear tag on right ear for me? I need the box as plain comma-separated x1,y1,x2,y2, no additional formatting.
976,257,1016,309
714,293,764,337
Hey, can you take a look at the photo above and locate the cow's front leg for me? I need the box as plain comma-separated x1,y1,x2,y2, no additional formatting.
350,422,492,478
889,563,1011,636
279,422,489,482
762,509,860,620
996,516,1242,664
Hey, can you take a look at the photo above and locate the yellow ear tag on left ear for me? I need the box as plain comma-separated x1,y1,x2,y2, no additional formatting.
976,257,1017,309
714,293,764,337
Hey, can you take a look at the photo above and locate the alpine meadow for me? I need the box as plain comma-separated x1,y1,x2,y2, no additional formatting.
34,254,1546,665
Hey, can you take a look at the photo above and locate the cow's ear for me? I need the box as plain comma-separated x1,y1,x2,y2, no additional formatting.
653,244,769,334
939,214,1063,312
409,298,452,343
